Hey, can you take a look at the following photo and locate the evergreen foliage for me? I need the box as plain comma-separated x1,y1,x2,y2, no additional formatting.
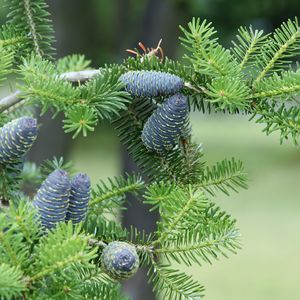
3,0,55,58
0,1,299,299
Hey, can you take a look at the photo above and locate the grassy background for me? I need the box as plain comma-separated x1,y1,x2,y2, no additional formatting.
69,115,300,300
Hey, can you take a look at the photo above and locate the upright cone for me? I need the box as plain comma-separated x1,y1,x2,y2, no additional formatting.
33,169,70,230
65,173,91,224
142,93,188,154
120,70,184,97
0,117,38,164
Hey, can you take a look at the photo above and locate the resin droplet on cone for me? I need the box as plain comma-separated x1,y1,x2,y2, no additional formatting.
120,70,184,97
101,241,139,280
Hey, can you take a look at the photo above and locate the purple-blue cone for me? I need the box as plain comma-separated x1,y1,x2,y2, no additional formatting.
0,117,38,164
101,241,139,280
119,70,184,97
141,93,188,154
33,169,70,230
65,173,91,224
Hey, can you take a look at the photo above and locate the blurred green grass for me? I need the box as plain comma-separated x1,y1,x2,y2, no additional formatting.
69,115,300,300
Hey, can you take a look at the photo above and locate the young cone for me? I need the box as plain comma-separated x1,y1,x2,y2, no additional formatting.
101,241,140,280
0,117,38,165
119,70,184,97
142,93,188,154
65,173,91,224
33,169,70,230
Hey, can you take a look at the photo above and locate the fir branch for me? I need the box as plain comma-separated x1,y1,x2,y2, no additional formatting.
78,267,113,286
0,214,30,269
0,24,26,50
89,174,145,207
4,0,56,59
79,65,131,121
206,75,251,111
154,187,208,246
56,54,92,73
0,263,26,300
231,26,268,69
30,223,97,282
148,258,205,300
144,181,178,212
156,221,240,266
77,267,122,298
251,68,300,100
63,104,99,138
179,18,240,77
250,101,300,146
19,55,81,113
23,0,41,56
0,68,100,113
197,158,248,196
254,18,300,83
0,162,23,204
80,283,130,300
0,47,14,86
8,201,41,245
85,219,128,244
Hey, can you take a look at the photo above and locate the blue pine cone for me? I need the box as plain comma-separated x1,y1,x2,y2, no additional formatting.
65,173,91,224
119,70,184,97
101,241,139,280
33,169,70,230
141,93,188,154
0,117,38,165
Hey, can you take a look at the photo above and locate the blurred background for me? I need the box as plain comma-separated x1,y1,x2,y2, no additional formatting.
1,0,300,299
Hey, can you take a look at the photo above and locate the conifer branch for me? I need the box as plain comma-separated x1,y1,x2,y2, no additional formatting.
4,0,56,58
156,224,240,266
231,26,268,69
154,188,207,246
197,158,248,196
30,252,90,282
254,18,300,83
89,174,144,207
0,264,26,299
30,223,97,282
148,257,205,300
0,24,26,49
251,68,300,100
0,69,100,113
0,232,19,267
22,0,41,56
